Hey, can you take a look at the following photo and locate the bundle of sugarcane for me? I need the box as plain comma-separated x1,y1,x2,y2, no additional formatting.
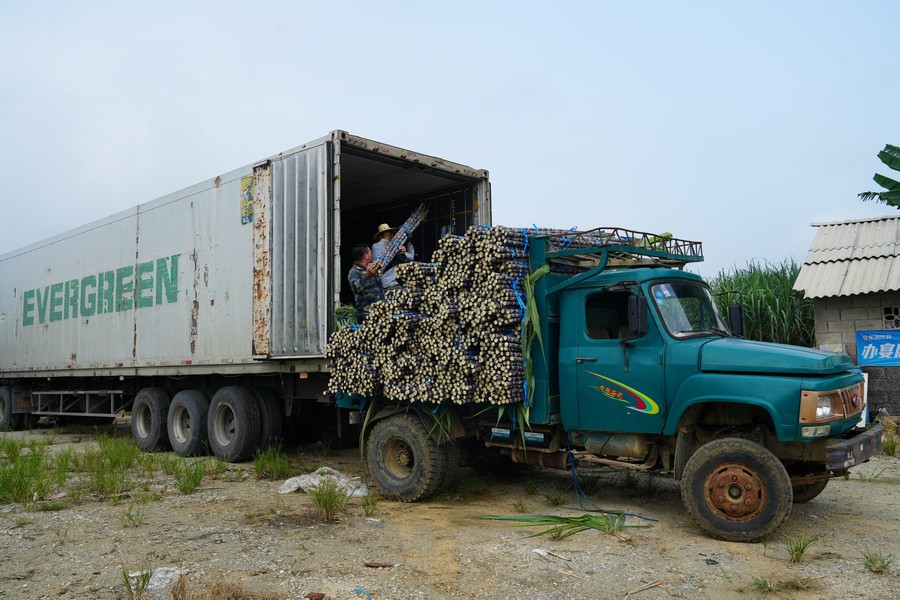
372,202,429,275
327,224,541,405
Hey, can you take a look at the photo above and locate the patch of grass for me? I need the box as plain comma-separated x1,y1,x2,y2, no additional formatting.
121,564,153,600
882,434,897,457
0,437,26,462
436,477,489,502
362,493,379,516
308,477,348,521
750,574,812,593
207,458,228,479
618,470,641,491
750,575,776,593
0,448,53,505
576,471,604,495
787,534,814,562
542,485,568,506
14,517,32,527
523,478,539,495
856,468,886,483
862,548,893,574
512,500,527,513
122,503,146,527
173,460,206,494
253,446,291,480
37,498,69,511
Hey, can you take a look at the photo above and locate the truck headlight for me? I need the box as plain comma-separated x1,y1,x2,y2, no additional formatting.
816,395,834,419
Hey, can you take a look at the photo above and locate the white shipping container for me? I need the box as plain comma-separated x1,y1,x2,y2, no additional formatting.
0,131,491,378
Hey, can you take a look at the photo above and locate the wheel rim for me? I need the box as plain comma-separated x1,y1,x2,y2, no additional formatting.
384,437,414,479
213,404,236,445
704,462,767,522
172,405,190,444
135,403,153,438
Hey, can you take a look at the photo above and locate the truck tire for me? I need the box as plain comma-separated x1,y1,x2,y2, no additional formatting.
791,478,829,503
0,386,13,431
681,438,792,543
131,388,172,452
366,413,447,501
250,387,282,451
208,386,260,462
167,390,210,457
436,441,461,492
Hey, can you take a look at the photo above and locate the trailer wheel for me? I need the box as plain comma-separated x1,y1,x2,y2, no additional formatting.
208,386,260,462
681,438,792,543
167,390,210,457
0,387,13,431
791,478,829,503
131,388,172,452
249,388,282,451
366,414,446,502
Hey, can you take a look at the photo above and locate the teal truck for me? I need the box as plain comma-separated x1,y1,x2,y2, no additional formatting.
338,227,885,542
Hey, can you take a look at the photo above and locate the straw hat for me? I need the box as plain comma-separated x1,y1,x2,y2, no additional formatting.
373,223,397,240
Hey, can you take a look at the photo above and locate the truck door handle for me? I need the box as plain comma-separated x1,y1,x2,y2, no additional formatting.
576,357,597,364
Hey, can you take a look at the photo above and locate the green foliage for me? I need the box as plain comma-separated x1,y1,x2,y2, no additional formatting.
708,259,814,347
173,460,206,493
859,144,900,207
253,446,291,480
333,304,358,331
862,548,893,573
309,477,349,520
787,534,814,562
362,493,379,516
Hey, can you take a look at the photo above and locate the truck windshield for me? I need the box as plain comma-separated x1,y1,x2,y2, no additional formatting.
650,282,729,339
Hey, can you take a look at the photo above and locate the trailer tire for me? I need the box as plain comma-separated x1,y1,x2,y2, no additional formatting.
250,388,282,451
366,413,446,502
131,388,172,452
681,438,792,543
208,386,260,462
0,387,14,431
791,478,829,503
167,390,210,457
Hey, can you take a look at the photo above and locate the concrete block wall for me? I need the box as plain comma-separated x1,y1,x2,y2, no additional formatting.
813,293,900,417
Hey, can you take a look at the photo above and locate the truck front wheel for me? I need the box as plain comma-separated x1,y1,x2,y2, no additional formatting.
366,414,446,501
681,438,792,543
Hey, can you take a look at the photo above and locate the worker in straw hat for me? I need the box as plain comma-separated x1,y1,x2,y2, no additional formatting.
371,222,415,292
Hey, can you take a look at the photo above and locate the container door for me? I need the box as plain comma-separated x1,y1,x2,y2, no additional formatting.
267,143,331,358
562,287,666,434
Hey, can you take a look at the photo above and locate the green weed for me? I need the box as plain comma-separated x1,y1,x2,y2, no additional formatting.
787,534,814,562
862,548,893,574
856,468,886,483
882,435,897,457
122,503,146,527
362,493,379,516
121,564,153,600
542,485,568,506
309,477,348,520
512,500,527,513
253,446,291,480
477,512,649,542
173,460,206,494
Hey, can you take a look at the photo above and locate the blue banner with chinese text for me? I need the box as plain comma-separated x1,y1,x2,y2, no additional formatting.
857,330,900,366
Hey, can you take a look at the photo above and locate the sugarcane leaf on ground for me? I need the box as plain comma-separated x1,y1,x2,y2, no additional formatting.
475,513,651,542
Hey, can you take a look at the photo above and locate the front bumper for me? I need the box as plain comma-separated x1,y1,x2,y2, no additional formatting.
825,424,886,470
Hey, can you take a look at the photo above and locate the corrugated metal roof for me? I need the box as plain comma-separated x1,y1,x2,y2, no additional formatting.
794,215,900,298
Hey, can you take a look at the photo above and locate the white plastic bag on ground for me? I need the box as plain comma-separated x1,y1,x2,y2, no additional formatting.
278,466,369,497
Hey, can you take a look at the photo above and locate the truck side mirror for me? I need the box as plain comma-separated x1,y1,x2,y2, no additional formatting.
627,295,649,337
728,304,745,338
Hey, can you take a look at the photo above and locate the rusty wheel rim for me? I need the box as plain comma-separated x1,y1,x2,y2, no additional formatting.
704,462,766,522
385,438,414,479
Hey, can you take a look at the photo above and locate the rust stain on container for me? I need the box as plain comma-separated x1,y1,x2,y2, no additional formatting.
251,165,272,357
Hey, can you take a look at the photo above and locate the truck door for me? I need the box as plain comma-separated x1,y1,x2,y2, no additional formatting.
564,285,666,434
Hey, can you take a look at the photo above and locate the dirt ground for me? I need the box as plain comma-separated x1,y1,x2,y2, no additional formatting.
1,424,898,600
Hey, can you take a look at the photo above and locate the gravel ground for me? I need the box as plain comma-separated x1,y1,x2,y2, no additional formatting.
0,425,898,600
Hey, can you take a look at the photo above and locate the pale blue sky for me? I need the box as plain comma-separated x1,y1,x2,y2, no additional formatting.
1,1,897,276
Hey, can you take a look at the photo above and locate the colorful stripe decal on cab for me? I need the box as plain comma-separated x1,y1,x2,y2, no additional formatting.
584,371,660,415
